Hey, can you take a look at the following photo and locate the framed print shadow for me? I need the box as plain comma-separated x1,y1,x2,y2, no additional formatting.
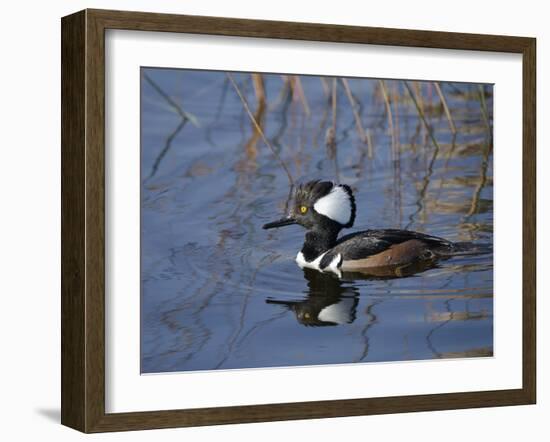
61,9,536,433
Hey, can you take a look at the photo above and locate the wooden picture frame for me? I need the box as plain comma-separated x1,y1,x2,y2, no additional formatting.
61,8,536,433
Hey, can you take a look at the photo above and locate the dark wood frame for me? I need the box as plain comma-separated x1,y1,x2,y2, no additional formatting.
61,8,536,433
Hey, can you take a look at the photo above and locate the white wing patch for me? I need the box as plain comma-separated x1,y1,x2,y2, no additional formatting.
313,185,352,225
296,252,342,277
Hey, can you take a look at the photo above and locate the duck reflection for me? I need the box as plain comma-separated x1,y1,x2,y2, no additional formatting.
266,268,359,327
266,259,442,327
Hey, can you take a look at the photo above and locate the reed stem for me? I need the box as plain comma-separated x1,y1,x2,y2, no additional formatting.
403,81,440,151
142,72,195,179
341,78,367,144
366,128,374,159
434,82,457,135
331,78,338,131
379,80,396,156
142,72,196,124
477,84,491,134
292,76,310,116
227,73,295,185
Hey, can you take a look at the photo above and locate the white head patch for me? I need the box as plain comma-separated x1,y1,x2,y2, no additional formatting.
313,184,354,226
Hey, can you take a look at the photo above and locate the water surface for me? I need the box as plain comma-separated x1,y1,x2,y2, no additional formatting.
140,69,493,373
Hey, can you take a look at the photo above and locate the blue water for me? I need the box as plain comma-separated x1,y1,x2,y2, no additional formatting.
140,68,493,373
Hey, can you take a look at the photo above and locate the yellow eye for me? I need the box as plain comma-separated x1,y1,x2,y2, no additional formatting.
300,205,308,214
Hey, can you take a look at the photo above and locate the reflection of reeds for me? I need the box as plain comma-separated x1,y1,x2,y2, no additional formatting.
214,77,229,121
325,127,340,183
404,80,440,151
406,136,439,229
341,78,367,144
271,76,291,109
466,140,493,218
320,77,330,98
331,78,338,132
427,310,489,322
433,133,458,203
147,119,187,180
438,347,493,358
366,128,374,159
425,299,453,358
424,294,492,359
271,78,292,148
227,73,295,185
392,82,401,150
142,72,198,123
145,71,493,231
391,82,403,226
355,300,382,362
243,73,267,161
142,72,196,179
291,76,310,116
426,299,489,322
326,78,341,183
379,80,396,153
434,82,457,135
477,84,492,135
313,96,330,148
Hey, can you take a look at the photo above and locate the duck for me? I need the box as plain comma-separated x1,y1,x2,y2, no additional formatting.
263,180,456,277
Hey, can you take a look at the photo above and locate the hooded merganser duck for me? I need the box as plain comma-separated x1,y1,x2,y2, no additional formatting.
263,180,455,277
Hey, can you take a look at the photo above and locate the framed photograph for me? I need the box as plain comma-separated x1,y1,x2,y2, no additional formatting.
61,9,536,432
